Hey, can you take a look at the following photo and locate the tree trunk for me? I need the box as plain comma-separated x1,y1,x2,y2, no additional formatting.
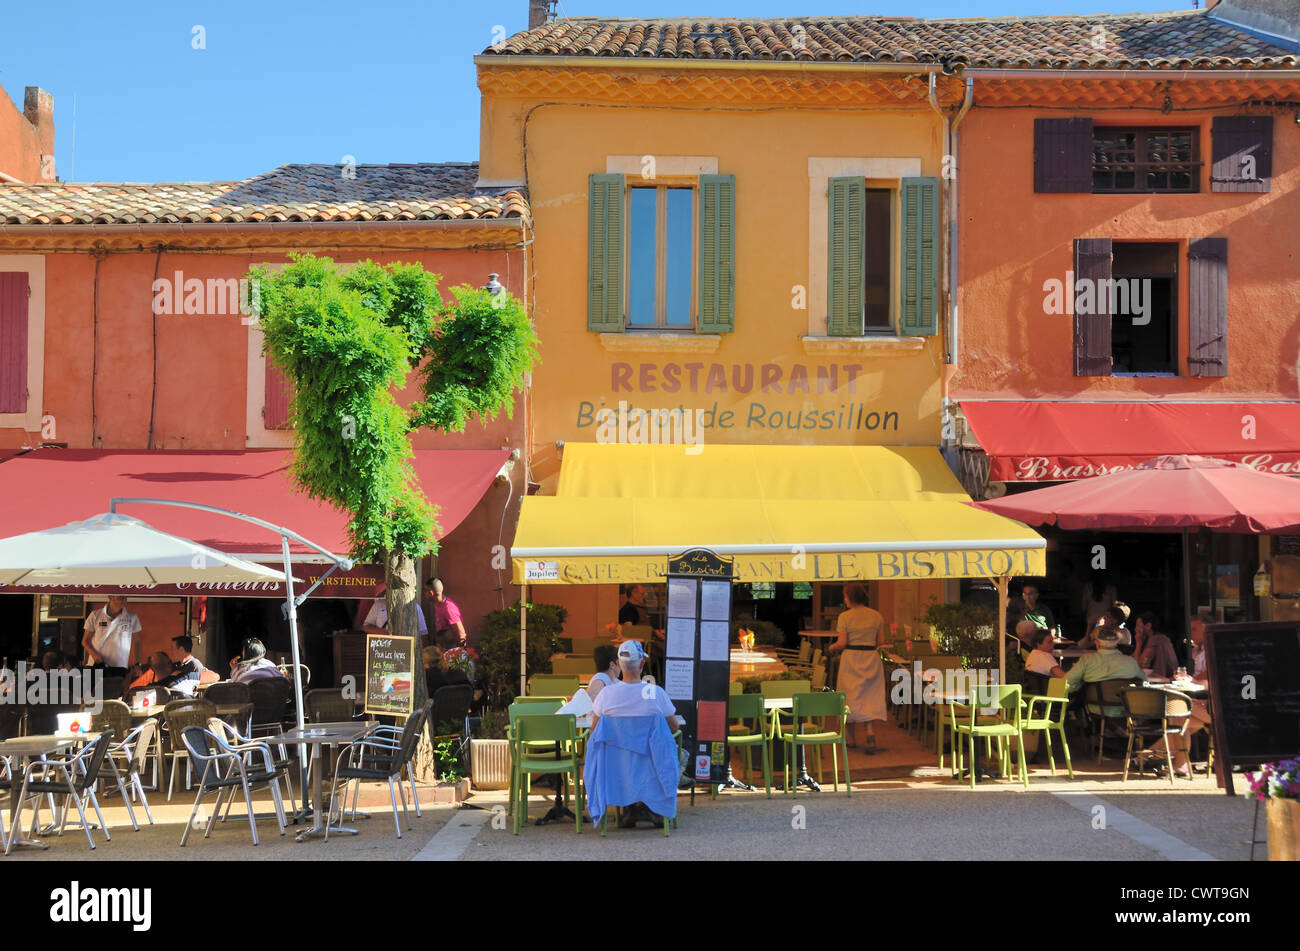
384,548,437,783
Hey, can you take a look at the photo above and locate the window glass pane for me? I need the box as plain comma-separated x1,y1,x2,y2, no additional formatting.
665,187,693,326
628,188,657,326
863,189,891,329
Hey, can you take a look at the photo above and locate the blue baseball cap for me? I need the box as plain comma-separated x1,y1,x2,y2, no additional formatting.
617,640,646,661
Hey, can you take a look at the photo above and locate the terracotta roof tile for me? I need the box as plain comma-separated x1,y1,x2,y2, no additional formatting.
484,10,1299,70
0,163,530,227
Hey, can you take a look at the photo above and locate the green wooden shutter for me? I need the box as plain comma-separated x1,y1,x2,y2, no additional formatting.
900,177,939,336
697,174,735,334
827,176,865,336
588,173,625,332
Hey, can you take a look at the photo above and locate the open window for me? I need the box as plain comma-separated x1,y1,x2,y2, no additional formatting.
1111,242,1177,375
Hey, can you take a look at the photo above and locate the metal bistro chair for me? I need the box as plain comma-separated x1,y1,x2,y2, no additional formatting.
1121,686,1195,784
87,700,145,829
178,726,287,847
429,683,474,777
346,701,430,822
328,708,426,840
6,731,116,854
206,716,298,816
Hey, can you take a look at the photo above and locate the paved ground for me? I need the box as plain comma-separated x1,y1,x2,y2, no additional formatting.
2,721,1267,862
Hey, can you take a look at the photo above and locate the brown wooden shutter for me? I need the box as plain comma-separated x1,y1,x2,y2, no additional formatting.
1035,118,1094,193
1188,238,1228,378
1211,117,1272,193
1073,238,1112,376
263,356,294,429
0,272,29,414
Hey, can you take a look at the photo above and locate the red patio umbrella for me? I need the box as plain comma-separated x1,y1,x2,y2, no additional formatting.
972,455,1300,533
972,454,1300,628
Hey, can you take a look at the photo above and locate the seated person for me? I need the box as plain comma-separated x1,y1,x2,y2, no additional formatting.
423,645,470,697
587,640,682,828
128,651,174,691
1146,613,1213,777
155,635,207,694
229,638,287,684
585,644,620,703
1064,627,1142,718
1024,627,1065,680
1133,611,1178,680
1078,603,1130,651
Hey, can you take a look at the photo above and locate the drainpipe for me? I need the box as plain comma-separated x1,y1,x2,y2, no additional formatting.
928,74,973,459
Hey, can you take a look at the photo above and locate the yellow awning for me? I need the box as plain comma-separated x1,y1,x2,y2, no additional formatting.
511,444,1044,584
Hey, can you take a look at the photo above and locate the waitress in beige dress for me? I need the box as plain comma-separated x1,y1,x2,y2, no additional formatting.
828,583,887,753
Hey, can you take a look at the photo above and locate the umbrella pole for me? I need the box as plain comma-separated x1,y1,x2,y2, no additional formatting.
1181,528,1194,636
996,576,1008,684
519,582,528,698
282,534,308,777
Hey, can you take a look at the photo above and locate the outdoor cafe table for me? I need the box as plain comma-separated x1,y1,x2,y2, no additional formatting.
730,649,788,682
262,720,376,842
0,732,99,850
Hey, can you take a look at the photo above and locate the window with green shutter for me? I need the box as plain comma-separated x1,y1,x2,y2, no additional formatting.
588,173,625,332
697,173,735,334
827,179,906,336
900,177,939,336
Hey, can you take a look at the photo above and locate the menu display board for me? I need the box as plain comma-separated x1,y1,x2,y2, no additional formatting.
665,549,734,786
45,595,86,619
363,634,416,717
1204,621,1300,795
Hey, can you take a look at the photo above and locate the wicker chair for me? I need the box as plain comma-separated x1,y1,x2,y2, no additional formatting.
306,687,355,724
248,677,294,737
162,699,217,800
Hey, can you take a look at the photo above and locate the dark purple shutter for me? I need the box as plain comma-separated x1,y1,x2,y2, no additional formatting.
1073,238,1112,376
1211,117,1272,193
1188,238,1228,378
0,272,29,414
263,357,294,430
1035,118,1094,193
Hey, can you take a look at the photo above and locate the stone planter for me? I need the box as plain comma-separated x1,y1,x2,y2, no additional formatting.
1266,797,1299,861
471,738,512,790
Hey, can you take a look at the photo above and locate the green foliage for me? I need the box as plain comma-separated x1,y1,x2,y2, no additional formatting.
478,601,568,706
476,709,509,740
431,735,465,783
734,613,785,647
918,598,996,669
413,286,539,432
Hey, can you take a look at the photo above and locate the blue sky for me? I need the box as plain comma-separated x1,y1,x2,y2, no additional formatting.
2,0,1189,183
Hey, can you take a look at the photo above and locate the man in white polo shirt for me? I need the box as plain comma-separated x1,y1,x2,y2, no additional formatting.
81,595,142,677
362,582,428,642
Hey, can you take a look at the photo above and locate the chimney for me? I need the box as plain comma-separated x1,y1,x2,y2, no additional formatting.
24,87,53,130
528,0,553,30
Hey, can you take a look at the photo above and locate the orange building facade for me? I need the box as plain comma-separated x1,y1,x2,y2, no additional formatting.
0,164,531,664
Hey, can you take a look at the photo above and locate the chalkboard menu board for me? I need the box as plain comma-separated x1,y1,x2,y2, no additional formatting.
1275,535,1300,557
46,595,85,619
664,548,734,786
363,634,416,717
1204,621,1300,796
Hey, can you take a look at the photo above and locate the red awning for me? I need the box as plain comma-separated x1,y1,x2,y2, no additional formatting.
0,448,509,555
960,401,1300,482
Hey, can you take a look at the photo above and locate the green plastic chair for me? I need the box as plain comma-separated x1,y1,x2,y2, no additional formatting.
507,699,564,816
511,714,583,835
1021,677,1074,779
778,692,850,797
726,693,772,798
950,684,1027,789
529,675,580,698
759,679,811,743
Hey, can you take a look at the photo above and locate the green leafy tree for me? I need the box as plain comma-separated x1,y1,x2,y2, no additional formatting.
250,254,537,777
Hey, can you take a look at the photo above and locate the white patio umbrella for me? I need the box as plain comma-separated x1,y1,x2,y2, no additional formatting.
0,513,288,586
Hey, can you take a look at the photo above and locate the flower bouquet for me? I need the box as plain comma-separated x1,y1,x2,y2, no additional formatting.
443,645,478,677
1247,758,1300,861
1246,758,1300,802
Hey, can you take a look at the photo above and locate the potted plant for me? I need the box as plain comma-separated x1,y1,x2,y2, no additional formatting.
917,598,995,670
470,708,512,790
478,600,567,708
1247,758,1300,861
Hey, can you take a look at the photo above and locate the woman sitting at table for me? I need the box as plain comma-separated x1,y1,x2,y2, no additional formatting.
1024,628,1066,682
229,638,286,684
586,644,620,703
827,583,887,753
